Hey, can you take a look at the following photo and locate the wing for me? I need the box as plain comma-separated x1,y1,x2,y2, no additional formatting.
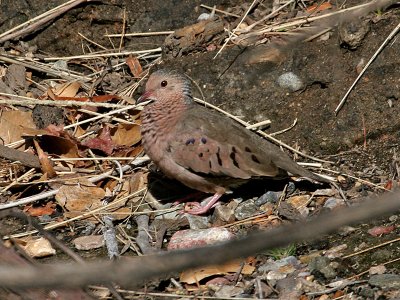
168,105,282,179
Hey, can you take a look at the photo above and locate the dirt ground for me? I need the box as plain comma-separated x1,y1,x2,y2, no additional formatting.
0,0,400,299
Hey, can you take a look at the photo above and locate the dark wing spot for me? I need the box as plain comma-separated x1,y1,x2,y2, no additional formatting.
245,147,252,152
216,147,222,166
251,154,260,164
201,137,207,144
185,138,195,145
232,146,237,153
209,161,212,169
199,153,203,158
230,151,240,168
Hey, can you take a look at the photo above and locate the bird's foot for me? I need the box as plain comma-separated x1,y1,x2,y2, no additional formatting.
184,193,222,215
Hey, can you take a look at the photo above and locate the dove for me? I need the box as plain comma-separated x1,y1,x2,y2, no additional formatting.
138,69,329,214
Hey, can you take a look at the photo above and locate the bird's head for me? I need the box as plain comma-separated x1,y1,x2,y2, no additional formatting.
137,69,193,105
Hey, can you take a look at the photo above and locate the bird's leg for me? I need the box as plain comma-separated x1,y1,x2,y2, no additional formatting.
172,191,203,206
184,193,223,215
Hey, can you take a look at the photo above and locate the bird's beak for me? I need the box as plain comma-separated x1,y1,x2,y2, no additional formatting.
137,90,154,105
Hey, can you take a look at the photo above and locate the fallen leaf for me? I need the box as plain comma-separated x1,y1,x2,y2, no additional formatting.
0,110,37,145
55,179,105,219
24,202,56,217
126,55,143,77
38,135,80,158
368,225,395,236
306,2,332,13
110,123,141,146
33,139,56,178
180,259,255,284
52,81,81,97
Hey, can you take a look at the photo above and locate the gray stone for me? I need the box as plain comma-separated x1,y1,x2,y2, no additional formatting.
234,199,260,220
369,274,400,289
277,72,304,92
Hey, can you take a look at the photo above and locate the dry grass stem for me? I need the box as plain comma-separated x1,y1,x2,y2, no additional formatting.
105,31,174,37
335,21,400,114
43,48,162,61
0,93,127,108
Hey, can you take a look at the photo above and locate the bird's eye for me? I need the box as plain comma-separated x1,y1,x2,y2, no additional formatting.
161,80,168,87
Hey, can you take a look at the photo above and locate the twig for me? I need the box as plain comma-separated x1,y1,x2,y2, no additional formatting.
200,4,241,18
0,0,92,43
105,31,174,38
335,21,400,114
213,0,259,59
1,190,400,288
78,32,107,50
43,48,162,61
343,236,400,259
347,257,400,280
0,93,127,108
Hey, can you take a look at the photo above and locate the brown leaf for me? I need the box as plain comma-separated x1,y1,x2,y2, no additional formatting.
33,139,56,178
306,2,333,13
110,123,141,146
24,202,56,217
39,135,80,158
180,259,255,284
55,179,105,219
0,110,37,145
52,81,81,97
126,55,143,77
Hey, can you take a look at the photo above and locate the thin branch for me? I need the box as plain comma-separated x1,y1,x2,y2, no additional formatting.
0,190,399,289
335,21,400,114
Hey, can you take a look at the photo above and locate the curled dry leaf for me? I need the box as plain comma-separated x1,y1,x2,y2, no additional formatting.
39,135,80,158
33,139,56,178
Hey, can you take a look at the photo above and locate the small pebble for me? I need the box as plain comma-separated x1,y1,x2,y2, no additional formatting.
277,72,304,92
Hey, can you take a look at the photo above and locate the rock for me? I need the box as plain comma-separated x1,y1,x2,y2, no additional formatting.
369,265,387,275
167,227,234,250
323,197,345,210
324,244,347,259
255,191,280,206
73,235,104,251
339,20,370,49
214,285,244,298
212,204,235,223
185,214,210,229
234,199,260,220
277,72,304,92
369,274,400,289
308,256,337,280
260,256,300,280
22,237,56,258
